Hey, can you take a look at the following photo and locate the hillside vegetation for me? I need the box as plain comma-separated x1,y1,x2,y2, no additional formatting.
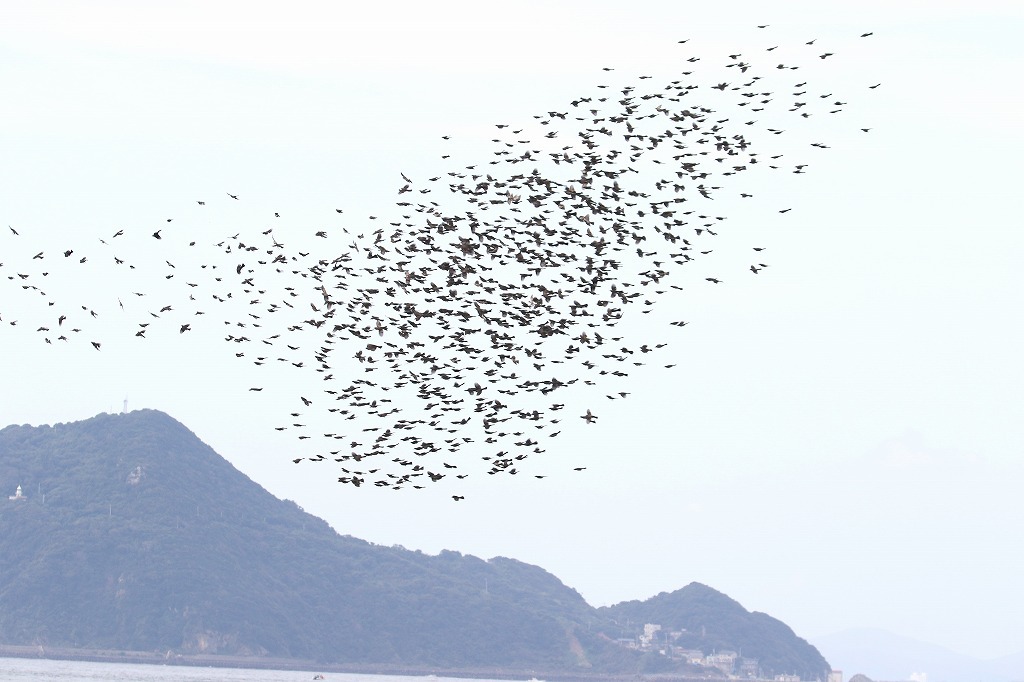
599,583,830,679
0,410,829,677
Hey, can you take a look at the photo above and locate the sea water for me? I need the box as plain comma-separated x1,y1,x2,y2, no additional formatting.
0,658,504,682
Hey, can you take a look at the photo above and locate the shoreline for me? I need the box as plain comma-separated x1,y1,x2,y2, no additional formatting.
0,645,723,682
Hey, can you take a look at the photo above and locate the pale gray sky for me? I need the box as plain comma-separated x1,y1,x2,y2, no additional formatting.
2,0,1023,663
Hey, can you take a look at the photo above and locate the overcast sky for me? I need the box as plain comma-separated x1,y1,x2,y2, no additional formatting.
3,0,1023,665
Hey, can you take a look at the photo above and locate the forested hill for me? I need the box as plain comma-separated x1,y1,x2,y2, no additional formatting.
598,583,831,680
0,410,829,677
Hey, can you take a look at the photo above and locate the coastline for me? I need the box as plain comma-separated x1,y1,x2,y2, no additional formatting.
0,645,723,682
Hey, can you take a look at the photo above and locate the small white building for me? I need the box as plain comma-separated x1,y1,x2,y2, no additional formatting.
707,650,738,675
8,485,25,501
738,657,760,678
639,623,662,648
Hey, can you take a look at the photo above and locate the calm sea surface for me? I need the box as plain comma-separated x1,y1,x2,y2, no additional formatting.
0,659,509,682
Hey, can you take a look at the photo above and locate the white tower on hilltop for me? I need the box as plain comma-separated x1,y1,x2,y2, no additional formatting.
123,396,128,414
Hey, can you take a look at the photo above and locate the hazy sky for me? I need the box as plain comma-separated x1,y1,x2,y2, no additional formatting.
3,0,1023,664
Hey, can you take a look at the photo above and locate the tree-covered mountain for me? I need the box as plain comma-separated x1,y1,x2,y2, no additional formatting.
0,410,830,677
598,583,831,680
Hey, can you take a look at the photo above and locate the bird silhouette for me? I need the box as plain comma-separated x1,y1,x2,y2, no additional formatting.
2,26,878,495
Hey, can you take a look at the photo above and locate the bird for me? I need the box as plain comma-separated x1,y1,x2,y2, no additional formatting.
2,26,877,493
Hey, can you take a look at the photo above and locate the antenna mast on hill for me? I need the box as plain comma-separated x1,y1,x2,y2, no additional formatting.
122,396,128,414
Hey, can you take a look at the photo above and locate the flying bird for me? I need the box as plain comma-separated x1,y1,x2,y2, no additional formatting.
1,25,877,494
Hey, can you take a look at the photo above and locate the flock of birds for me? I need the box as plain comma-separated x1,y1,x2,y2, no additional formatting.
3,28,876,498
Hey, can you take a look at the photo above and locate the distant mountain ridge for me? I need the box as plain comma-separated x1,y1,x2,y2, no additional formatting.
0,410,830,676
812,628,1024,682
